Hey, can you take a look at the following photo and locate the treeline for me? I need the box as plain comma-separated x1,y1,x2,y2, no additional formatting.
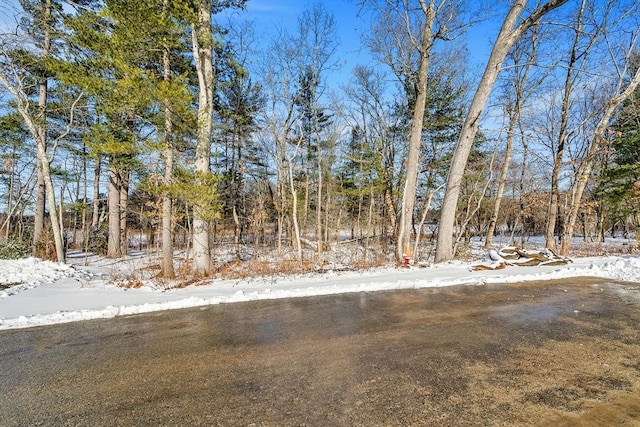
0,0,639,275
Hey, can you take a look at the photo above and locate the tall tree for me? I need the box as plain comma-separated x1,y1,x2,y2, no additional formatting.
0,0,78,261
484,23,546,249
292,3,338,256
542,0,599,251
190,0,246,275
396,0,436,264
23,0,52,254
153,0,196,277
560,52,640,254
160,0,177,278
435,0,569,263
596,80,640,235
62,1,157,258
361,0,470,263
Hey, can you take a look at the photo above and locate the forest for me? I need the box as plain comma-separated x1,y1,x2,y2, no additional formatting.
0,0,639,279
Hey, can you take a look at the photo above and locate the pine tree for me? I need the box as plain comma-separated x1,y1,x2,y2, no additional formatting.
60,0,157,257
596,72,640,232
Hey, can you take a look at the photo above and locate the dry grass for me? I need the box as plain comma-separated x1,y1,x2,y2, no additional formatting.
113,276,144,289
215,259,327,280
111,238,638,289
571,241,639,257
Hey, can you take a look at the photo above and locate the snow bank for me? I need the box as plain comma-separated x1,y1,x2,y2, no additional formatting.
1,254,639,330
594,256,640,282
0,258,90,298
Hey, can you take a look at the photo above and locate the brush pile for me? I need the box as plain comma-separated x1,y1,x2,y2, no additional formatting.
472,246,571,271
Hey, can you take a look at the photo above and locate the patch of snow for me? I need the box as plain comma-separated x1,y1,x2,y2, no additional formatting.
0,252,639,330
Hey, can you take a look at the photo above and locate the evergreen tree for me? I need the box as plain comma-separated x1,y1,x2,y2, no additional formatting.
596,79,640,230
60,0,158,257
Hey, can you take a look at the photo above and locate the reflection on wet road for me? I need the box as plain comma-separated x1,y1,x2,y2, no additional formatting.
1,278,639,426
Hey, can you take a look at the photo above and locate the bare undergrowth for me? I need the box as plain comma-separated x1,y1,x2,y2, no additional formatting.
112,238,638,289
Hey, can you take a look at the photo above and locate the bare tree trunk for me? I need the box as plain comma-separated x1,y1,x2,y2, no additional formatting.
161,122,175,275
485,113,517,249
560,65,640,255
288,151,303,262
396,0,435,264
41,148,65,261
119,169,129,256
191,0,215,275
107,165,121,258
232,206,241,259
519,121,528,247
161,12,175,278
91,156,101,228
276,161,286,255
435,0,568,263
33,164,46,252
315,128,323,257
413,183,442,262
384,184,397,240
545,0,588,250
32,0,52,255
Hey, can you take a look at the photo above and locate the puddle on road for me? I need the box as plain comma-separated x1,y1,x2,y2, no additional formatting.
487,280,640,326
492,302,564,323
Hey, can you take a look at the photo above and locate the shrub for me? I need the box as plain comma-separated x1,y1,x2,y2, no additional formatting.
0,239,31,259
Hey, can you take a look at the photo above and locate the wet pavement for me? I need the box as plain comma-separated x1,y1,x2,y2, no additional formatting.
1,278,640,426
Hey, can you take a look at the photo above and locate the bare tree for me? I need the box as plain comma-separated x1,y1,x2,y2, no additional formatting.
260,25,302,257
485,24,546,249
0,61,81,262
435,0,569,263
33,0,52,255
360,0,472,263
0,0,82,262
294,3,339,257
560,27,640,254
395,0,437,263
542,0,600,251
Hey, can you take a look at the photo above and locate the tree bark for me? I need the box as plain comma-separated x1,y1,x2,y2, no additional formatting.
288,140,304,262
32,0,52,255
191,0,215,275
91,155,101,229
160,5,175,278
107,164,121,258
435,0,568,263
119,169,129,256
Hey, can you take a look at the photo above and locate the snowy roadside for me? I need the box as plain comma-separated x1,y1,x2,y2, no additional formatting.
1,253,639,330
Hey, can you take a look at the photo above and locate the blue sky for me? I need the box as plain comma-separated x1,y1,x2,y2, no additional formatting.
236,0,499,89
240,0,375,71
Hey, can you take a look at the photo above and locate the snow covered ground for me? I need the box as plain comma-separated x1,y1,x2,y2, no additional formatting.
1,242,639,330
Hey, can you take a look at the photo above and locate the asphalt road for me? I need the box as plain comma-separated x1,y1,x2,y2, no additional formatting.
1,278,640,426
